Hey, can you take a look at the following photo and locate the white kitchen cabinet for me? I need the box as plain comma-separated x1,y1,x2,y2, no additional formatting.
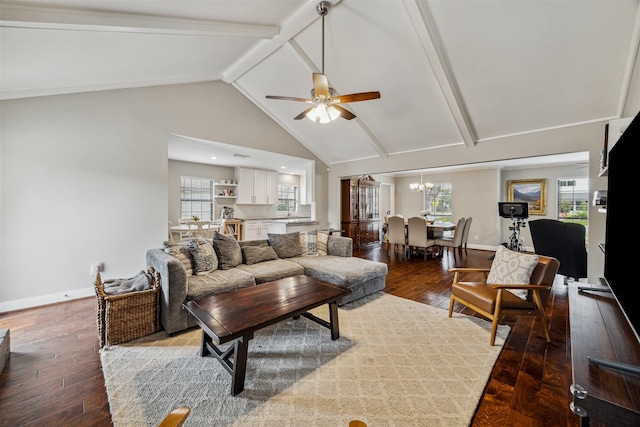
235,167,278,204
243,220,270,240
268,221,287,235
266,170,278,205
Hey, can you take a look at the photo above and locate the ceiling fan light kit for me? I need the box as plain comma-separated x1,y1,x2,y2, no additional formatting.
265,1,380,124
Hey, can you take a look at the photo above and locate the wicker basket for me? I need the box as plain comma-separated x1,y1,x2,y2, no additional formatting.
94,267,160,347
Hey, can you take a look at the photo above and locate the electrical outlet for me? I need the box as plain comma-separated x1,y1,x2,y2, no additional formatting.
90,264,101,275
474,234,479,241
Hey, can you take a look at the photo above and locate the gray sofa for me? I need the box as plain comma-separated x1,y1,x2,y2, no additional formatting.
146,231,388,335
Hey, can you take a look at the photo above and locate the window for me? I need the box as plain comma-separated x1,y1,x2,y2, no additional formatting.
277,184,298,213
424,182,452,222
557,177,588,239
180,176,214,220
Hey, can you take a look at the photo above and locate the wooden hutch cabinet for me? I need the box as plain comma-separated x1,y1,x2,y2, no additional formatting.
340,175,380,249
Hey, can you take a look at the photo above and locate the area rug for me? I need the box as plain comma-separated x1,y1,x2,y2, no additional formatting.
100,292,509,427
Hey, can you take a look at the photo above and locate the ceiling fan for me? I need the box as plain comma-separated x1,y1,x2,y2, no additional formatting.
265,1,381,124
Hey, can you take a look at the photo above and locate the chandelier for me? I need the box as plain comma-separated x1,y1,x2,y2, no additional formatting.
410,172,434,193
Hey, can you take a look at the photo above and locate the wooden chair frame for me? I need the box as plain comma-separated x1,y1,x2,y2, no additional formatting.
159,406,190,427
448,255,559,346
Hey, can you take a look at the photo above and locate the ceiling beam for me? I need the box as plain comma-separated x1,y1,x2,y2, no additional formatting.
0,4,278,38
403,0,478,148
223,0,342,83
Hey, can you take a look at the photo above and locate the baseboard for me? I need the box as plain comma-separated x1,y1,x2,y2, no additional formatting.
0,287,94,313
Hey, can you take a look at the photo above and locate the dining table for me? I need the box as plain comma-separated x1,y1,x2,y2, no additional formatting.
384,219,457,239
426,221,457,239
170,222,220,240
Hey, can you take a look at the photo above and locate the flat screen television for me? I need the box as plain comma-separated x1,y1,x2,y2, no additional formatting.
498,202,529,219
595,110,640,373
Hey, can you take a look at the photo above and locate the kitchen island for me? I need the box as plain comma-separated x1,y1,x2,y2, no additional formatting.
239,217,320,240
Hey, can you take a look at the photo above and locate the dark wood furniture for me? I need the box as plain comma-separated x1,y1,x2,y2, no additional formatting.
568,282,640,426
340,175,380,249
182,275,351,396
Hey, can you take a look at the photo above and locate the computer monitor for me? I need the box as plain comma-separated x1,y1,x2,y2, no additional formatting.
498,202,529,219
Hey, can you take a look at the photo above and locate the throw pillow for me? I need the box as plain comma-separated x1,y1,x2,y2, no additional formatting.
242,245,279,265
267,232,303,258
163,242,194,276
317,231,329,255
487,245,539,299
211,231,243,270
189,239,218,275
299,230,318,256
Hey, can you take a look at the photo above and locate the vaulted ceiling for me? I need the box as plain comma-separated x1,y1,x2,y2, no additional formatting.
2,0,639,170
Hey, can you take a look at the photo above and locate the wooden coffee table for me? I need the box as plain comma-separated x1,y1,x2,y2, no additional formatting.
182,275,351,395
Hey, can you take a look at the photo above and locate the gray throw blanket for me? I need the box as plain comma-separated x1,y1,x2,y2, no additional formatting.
103,270,153,295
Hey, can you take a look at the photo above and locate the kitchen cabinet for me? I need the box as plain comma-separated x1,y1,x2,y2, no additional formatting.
340,175,380,249
268,221,287,235
236,168,278,204
243,220,270,241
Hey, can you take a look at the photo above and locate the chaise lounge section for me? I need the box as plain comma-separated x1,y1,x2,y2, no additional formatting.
147,230,387,335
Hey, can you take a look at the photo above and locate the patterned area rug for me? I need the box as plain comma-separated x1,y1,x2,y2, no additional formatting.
100,292,508,427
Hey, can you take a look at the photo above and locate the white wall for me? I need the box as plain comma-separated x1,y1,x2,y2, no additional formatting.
0,81,327,311
386,168,501,249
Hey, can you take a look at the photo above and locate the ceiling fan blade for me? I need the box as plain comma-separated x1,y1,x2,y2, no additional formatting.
294,106,315,120
266,95,312,103
332,91,381,104
333,105,356,120
313,73,330,98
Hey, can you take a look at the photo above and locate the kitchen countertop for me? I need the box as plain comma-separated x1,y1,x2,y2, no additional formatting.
236,217,319,225
271,219,319,225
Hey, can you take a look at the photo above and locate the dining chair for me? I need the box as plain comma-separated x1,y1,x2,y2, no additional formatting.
448,246,560,345
461,216,473,256
181,219,199,240
197,220,218,239
435,216,466,260
168,221,175,243
387,215,407,258
407,216,437,260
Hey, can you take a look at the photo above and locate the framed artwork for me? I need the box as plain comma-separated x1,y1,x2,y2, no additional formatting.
507,178,547,215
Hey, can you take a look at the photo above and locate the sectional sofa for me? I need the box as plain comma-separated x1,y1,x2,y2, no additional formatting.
146,230,388,335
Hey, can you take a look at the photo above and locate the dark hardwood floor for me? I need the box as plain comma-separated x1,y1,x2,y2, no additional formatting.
0,245,581,426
